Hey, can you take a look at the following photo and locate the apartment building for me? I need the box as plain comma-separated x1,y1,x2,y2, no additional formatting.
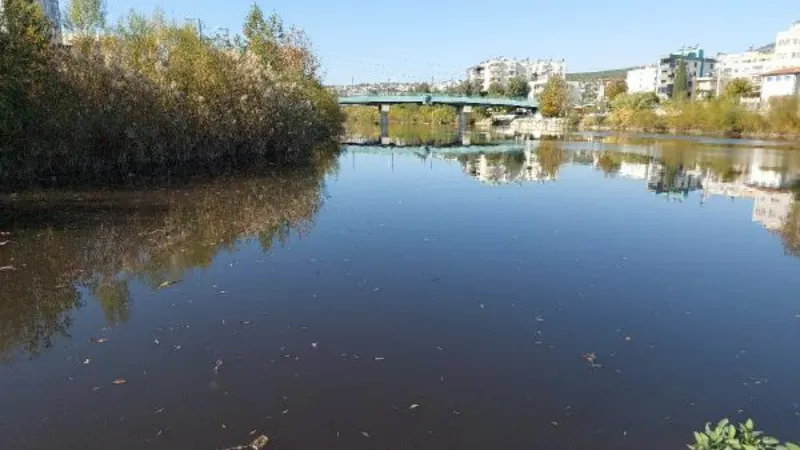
656,46,716,99
467,58,565,93
760,67,800,102
774,21,800,68
626,65,658,93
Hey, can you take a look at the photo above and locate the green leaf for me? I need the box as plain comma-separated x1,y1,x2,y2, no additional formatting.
727,426,737,439
718,419,730,430
743,445,758,450
744,419,754,430
786,443,800,450
763,437,780,445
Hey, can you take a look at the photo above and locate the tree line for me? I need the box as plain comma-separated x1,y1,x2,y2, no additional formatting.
0,0,344,186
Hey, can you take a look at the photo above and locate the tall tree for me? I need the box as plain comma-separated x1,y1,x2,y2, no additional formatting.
722,78,755,99
538,76,568,117
487,82,506,98
243,3,280,68
507,76,531,99
64,0,107,35
604,79,628,102
672,59,688,100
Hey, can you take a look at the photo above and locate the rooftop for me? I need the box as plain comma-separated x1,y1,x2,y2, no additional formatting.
761,67,800,76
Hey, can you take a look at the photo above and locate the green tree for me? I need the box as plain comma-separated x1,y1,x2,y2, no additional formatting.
506,76,531,99
243,3,281,68
605,79,628,102
413,82,432,93
722,77,755,99
64,0,107,35
672,59,688,100
538,76,568,117
487,82,506,98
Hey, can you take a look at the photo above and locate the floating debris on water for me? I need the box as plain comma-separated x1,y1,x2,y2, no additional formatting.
409,404,420,411
158,280,181,289
112,378,128,385
90,337,109,344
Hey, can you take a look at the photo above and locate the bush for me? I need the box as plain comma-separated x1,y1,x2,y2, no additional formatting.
690,418,799,450
0,1,344,186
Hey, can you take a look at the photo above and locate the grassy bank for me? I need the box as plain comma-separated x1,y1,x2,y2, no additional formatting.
582,94,800,139
0,1,344,187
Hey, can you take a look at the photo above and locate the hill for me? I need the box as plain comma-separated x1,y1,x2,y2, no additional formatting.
566,68,633,82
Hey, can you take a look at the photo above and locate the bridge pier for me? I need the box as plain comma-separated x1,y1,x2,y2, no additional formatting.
457,105,472,142
379,104,391,145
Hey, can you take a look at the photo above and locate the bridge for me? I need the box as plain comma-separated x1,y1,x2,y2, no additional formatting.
338,94,539,143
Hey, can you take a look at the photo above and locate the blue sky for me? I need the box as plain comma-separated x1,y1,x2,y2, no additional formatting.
84,0,798,84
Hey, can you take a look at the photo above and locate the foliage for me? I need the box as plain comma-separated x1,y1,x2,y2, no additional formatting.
537,76,569,118
63,0,107,35
448,80,482,97
507,76,531,99
766,97,800,134
605,79,628,102
723,78,756,99
344,105,456,125
0,2,344,186
412,82,432,93
673,59,688,100
488,82,506,98
689,418,799,450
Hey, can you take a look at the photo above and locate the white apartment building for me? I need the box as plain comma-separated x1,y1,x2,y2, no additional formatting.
467,58,565,93
714,49,774,94
760,67,800,102
626,66,658,93
774,21,800,68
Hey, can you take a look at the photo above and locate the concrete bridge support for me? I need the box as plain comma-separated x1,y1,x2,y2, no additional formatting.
379,104,391,145
457,105,472,135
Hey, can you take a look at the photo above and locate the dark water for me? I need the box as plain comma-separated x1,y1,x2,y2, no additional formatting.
2,135,800,450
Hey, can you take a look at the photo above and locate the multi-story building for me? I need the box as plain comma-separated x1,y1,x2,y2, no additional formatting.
760,67,800,102
467,58,565,93
467,58,524,92
774,21,800,68
656,46,716,100
714,48,775,95
626,65,658,93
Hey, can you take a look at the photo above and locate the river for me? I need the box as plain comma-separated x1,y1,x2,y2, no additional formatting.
2,132,800,449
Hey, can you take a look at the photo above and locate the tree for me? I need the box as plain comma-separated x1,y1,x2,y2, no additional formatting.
507,76,531,99
722,78,755,99
538,76,568,117
487,82,506,98
413,82,432,93
243,3,280,68
672,59,688,100
64,0,107,35
605,79,628,102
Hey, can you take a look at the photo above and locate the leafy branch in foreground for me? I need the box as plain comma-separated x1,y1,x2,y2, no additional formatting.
689,418,799,450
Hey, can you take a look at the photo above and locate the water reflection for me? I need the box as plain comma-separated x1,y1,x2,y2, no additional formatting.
0,162,335,361
351,137,800,257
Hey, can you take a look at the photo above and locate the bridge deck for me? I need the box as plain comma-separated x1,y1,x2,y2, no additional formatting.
338,94,538,110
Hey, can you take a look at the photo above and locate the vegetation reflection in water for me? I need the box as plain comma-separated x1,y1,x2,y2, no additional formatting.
0,152,339,361
3,135,800,364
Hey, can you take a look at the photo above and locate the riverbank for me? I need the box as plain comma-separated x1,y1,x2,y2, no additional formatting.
0,2,344,188
581,95,800,142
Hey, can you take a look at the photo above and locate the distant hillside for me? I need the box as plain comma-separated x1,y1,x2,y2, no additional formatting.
566,68,633,82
